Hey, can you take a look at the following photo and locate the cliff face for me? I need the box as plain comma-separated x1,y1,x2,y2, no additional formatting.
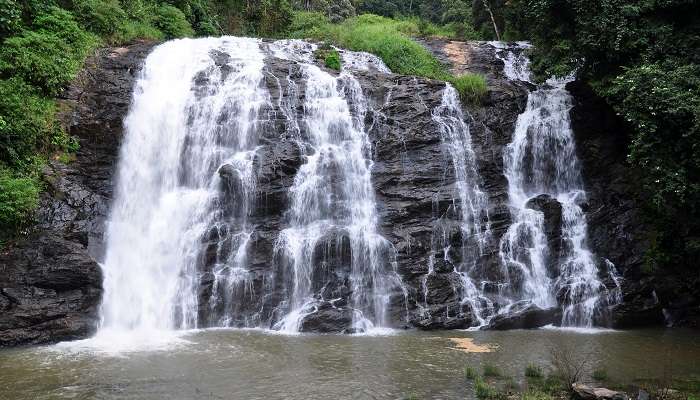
0,39,690,346
0,43,153,346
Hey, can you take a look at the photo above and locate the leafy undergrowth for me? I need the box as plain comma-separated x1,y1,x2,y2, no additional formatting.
289,13,487,103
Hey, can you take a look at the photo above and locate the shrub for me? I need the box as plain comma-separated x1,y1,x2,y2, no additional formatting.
0,167,40,239
0,0,23,37
474,376,500,399
465,365,478,379
448,73,487,103
0,78,56,167
113,19,164,43
525,364,544,379
483,364,502,377
71,0,126,37
288,11,328,37
0,8,97,95
548,342,591,391
154,4,193,39
321,48,341,71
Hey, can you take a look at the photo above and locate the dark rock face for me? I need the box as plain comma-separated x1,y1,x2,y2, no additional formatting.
486,302,561,330
298,301,355,333
525,194,563,269
0,235,102,346
0,42,154,346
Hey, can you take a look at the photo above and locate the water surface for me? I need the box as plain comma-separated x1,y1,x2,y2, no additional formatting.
1,328,698,399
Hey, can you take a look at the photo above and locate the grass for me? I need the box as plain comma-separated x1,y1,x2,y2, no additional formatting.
465,366,478,379
522,390,555,400
290,12,487,103
525,364,544,379
483,364,502,377
474,376,500,399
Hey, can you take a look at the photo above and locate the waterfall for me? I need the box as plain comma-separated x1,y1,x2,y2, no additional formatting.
270,41,405,333
426,84,493,326
98,37,405,337
100,37,269,333
492,42,621,327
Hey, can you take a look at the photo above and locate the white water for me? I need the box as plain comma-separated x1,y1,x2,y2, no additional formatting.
271,41,404,332
493,42,621,326
99,38,269,339
424,84,493,326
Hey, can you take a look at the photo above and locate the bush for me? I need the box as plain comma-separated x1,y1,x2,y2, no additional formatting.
0,0,23,37
154,4,193,39
522,390,554,400
71,0,126,37
0,8,97,95
288,11,328,37
0,78,56,167
0,168,40,239
525,364,544,379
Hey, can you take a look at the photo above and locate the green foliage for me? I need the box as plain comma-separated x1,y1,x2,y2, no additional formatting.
0,0,22,37
474,376,501,399
154,4,194,38
257,0,294,37
71,0,126,36
521,390,554,400
448,73,487,103
592,367,608,381
0,7,98,95
0,167,40,240
501,0,700,270
323,49,341,70
525,364,543,379
465,365,478,379
0,78,56,167
482,364,502,377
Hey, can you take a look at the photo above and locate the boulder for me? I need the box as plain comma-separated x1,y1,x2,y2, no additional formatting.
486,303,561,330
572,383,629,400
298,302,354,333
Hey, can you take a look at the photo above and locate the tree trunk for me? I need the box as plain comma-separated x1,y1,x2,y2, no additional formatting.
481,0,501,41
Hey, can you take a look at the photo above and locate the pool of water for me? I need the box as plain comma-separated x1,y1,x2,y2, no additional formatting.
1,328,698,399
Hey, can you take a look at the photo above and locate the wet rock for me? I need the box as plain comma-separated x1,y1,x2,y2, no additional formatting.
0,234,103,346
525,194,564,268
572,383,629,400
486,302,561,330
298,302,354,333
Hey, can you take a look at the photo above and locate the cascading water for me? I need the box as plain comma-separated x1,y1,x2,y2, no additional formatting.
270,41,405,333
99,37,405,338
424,84,493,326
99,37,269,334
493,42,621,327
